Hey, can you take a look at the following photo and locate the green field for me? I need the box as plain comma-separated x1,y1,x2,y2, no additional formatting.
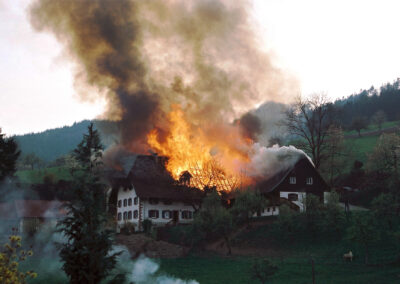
15,166,74,184
343,120,400,136
159,255,400,284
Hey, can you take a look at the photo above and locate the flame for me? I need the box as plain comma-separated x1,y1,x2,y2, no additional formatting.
147,105,252,191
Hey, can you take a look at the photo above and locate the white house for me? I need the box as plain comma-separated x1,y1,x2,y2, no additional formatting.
247,156,330,217
108,154,203,232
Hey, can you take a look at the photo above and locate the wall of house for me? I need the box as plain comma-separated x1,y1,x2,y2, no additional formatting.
116,188,140,230
116,187,196,232
280,191,306,212
253,206,280,217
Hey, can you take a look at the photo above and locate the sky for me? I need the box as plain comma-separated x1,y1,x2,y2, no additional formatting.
1,0,400,135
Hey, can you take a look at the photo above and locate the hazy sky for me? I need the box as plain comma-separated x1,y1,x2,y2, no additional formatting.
1,0,400,135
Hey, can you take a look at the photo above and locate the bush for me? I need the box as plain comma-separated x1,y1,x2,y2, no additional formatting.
0,232,37,283
142,219,153,235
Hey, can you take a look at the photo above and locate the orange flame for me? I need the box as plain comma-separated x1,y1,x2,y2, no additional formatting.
147,105,252,191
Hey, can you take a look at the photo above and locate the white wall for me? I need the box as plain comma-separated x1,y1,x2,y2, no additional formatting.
280,191,306,212
116,186,197,231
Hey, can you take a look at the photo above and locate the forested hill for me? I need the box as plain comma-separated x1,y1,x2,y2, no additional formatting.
14,120,117,162
334,78,400,127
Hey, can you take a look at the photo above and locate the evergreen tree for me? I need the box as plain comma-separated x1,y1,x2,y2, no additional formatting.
58,123,121,283
0,128,20,181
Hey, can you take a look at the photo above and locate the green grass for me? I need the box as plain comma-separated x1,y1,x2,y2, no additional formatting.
344,135,379,164
159,255,400,284
343,120,399,136
15,166,74,184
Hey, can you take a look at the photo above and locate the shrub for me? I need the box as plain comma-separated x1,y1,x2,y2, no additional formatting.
0,232,37,283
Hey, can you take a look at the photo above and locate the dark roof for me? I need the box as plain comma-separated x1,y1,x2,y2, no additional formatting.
0,202,18,220
131,180,203,201
110,154,202,201
257,156,328,194
14,200,66,218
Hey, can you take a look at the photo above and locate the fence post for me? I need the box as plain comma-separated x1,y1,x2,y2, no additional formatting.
311,258,315,284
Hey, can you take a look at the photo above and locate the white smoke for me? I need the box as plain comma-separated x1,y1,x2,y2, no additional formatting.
253,101,288,146
248,144,313,180
129,256,198,284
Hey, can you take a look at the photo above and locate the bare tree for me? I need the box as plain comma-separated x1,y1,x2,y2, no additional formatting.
284,94,334,169
371,110,386,132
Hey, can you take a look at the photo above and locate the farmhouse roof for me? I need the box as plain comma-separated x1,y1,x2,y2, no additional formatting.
14,200,66,218
130,180,203,201
257,156,328,194
0,202,18,220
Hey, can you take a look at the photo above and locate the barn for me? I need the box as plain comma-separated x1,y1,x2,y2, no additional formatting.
255,156,330,216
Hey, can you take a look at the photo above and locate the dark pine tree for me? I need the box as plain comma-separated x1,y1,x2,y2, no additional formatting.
0,128,20,181
58,123,121,283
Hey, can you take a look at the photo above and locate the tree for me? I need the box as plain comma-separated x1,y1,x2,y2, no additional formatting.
0,233,37,283
21,153,42,170
72,123,103,171
274,204,298,241
230,189,268,227
0,129,20,181
351,116,368,137
284,94,334,169
367,133,400,181
321,125,347,186
323,191,345,238
58,123,121,283
193,191,235,255
347,214,379,264
371,193,399,230
251,259,278,284
371,110,386,132
305,194,323,239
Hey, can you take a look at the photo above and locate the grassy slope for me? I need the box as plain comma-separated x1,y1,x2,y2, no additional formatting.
15,166,73,184
159,255,399,284
343,120,399,136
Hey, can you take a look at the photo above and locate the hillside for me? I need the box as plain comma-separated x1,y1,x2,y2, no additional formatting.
14,120,116,162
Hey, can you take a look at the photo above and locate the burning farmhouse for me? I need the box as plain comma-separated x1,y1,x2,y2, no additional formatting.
106,147,329,232
29,0,330,232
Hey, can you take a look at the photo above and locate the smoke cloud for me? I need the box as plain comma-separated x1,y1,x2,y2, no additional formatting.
29,0,298,153
248,144,312,181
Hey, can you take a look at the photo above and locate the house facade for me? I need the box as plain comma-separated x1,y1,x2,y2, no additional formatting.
108,154,203,232
255,156,330,216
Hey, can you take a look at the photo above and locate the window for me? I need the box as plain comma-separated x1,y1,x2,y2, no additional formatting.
123,199,127,207
128,211,132,220
163,199,172,205
267,207,270,212
128,198,132,206
149,198,159,205
123,212,127,220
148,210,159,218
306,177,313,185
118,200,122,208
288,193,298,201
289,177,296,184
162,210,171,219
181,211,193,219
134,210,138,219
134,197,138,205
117,213,122,221
272,206,276,212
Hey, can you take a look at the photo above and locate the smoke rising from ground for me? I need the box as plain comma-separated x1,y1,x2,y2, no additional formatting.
29,0,298,153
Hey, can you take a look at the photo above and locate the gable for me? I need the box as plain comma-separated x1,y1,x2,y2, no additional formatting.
257,157,329,194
